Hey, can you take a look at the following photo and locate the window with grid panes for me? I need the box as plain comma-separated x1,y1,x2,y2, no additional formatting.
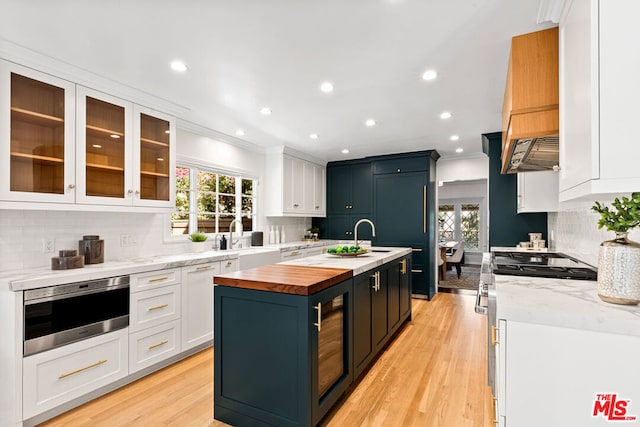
438,202,480,250
172,166,256,236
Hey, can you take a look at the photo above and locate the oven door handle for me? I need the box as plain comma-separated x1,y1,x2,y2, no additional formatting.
475,280,488,315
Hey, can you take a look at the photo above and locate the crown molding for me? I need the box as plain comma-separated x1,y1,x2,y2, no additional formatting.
177,119,265,154
0,37,189,116
537,0,568,23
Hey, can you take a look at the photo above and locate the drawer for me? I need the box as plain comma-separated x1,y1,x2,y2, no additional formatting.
373,156,429,174
129,319,181,373
23,328,128,419
129,284,181,333
281,250,304,261
130,268,181,293
220,258,238,274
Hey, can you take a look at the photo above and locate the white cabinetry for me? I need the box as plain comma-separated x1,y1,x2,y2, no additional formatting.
0,59,175,210
181,260,237,351
0,60,76,204
516,171,558,213
495,319,640,426
559,0,640,201
23,328,128,419
265,147,326,217
129,268,182,373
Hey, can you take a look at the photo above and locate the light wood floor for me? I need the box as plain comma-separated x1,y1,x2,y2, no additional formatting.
39,292,491,427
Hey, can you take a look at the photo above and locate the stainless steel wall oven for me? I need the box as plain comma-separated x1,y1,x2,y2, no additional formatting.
24,275,130,356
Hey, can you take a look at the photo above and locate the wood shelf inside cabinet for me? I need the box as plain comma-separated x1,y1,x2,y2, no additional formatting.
86,125,124,139
11,107,64,127
140,137,169,147
86,163,125,172
141,170,169,178
11,151,64,164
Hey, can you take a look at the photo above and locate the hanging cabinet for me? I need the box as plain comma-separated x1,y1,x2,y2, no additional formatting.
0,61,76,203
0,60,175,209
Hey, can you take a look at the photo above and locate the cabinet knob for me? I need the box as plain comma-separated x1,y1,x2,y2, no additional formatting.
68,184,75,189
127,189,134,194
293,204,299,208
315,206,320,209
135,190,140,195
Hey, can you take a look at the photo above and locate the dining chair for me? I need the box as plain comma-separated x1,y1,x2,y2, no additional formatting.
446,241,465,279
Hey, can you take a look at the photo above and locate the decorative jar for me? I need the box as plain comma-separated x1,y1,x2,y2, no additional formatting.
597,232,640,305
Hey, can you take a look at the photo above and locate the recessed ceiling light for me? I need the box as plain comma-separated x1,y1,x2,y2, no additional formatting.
235,129,245,136
170,60,188,72
450,135,459,141
365,119,376,127
110,134,120,139
92,144,102,149
260,107,272,115
341,149,350,154
320,81,334,93
440,111,452,120
422,69,438,81
456,148,464,153
309,133,319,140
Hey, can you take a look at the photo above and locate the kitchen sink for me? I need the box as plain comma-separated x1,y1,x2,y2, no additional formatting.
371,249,390,253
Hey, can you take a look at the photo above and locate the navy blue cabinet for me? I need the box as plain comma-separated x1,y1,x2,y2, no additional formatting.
214,279,353,427
327,162,372,215
352,255,411,379
372,151,438,299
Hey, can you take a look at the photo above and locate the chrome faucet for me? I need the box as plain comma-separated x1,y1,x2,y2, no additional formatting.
354,218,376,248
229,220,243,249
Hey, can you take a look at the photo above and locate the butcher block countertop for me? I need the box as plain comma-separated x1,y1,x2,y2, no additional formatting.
213,264,352,295
214,246,411,295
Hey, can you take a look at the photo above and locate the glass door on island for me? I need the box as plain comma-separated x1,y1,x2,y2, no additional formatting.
83,96,127,199
4,68,75,203
138,112,171,203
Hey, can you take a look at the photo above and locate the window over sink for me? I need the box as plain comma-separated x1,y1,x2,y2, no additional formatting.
171,165,256,236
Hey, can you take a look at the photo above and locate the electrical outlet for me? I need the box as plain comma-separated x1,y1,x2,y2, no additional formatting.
120,234,129,247
129,234,137,247
42,237,54,253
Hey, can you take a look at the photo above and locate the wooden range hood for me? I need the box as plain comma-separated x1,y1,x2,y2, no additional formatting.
501,27,559,174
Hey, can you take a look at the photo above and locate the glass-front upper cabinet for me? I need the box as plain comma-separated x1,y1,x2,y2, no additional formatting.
133,105,175,207
76,87,133,205
0,61,76,203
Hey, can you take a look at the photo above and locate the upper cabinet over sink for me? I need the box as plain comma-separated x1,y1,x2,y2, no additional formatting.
501,27,559,174
559,0,640,201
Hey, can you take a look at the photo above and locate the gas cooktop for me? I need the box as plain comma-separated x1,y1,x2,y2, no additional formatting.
491,251,597,280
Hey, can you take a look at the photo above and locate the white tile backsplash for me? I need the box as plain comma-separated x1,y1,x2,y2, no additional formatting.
549,205,640,267
263,217,312,245
0,210,191,271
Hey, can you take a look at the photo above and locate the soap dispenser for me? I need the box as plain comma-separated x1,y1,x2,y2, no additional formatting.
220,235,227,250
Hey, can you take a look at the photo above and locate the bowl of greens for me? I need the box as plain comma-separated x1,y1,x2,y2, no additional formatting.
326,245,368,257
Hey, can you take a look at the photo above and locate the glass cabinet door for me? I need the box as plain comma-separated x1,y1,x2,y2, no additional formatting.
0,62,76,203
133,105,175,207
76,87,132,205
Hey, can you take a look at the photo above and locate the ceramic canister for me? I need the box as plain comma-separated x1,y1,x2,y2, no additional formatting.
79,235,104,264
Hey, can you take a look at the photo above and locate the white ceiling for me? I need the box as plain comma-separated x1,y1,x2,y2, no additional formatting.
0,0,553,162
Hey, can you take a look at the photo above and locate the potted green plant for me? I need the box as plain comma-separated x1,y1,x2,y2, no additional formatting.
591,192,640,305
188,231,208,253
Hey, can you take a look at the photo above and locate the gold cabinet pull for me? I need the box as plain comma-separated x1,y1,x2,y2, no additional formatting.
491,325,499,345
196,265,211,270
491,396,499,425
423,185,427,234
226,261,233,266
400,259,407,274
314,302,322,331
148,340,168,350
411,269,423,273
148,303,169,311
148,276,169,283
59,359,107,379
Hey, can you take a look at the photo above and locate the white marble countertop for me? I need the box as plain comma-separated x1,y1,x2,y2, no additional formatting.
279,246,412,276
491,246,550,253
495,274,640,337
3,247,280,291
